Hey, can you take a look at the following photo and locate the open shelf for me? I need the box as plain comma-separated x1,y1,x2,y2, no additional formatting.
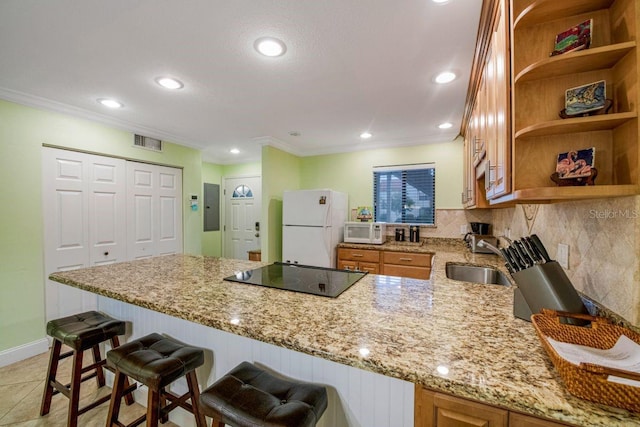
490,184,640,204
515,42,636,83
514,0,614,28
515,112,637,138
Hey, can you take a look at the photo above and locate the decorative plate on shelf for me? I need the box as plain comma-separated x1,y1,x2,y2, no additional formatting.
565,80,606,116
556,147,595,179
551,19,592,56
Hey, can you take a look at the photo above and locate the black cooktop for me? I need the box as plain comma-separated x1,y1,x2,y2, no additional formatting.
223,262,367,297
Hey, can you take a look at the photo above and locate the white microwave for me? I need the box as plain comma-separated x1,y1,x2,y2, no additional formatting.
343,222,386,244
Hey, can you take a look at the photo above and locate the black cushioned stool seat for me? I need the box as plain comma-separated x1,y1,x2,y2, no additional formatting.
199,361,328,427
40,310,133,427
106,332,207,427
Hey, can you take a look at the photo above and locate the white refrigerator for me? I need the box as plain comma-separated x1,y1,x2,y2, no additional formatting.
282,189,348,268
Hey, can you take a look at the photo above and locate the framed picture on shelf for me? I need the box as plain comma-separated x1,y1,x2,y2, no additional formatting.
551,19,592,56
565,80,606,116
356,206,373,222
556,147,595,179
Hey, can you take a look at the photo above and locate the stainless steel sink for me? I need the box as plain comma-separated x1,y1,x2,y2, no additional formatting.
445,263,510,286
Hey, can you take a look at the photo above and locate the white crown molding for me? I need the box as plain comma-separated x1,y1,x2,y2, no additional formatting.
0,87,206,150
252,136,305,157
1,87,461,164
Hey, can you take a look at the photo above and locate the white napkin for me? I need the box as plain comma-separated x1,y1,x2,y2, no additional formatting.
548,335,640,387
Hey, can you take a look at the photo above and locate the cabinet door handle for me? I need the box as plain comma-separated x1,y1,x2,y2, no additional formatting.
399,257,413,261
352,254,363,257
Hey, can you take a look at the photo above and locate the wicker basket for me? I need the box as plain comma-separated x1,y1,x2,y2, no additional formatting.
532,309,640,412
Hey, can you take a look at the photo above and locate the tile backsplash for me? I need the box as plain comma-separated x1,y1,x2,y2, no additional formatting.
493,196,640,326
384,208,493,239
381,199,640,326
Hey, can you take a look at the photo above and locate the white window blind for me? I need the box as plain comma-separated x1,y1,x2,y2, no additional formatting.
373,163,435,225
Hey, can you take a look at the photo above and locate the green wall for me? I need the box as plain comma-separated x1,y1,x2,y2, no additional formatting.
0,99,202,352
223,162,261,177
201,161,262,257
300,139,464,211
261,146,301,262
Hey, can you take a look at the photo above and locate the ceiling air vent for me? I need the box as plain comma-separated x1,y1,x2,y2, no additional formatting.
133,134,162,152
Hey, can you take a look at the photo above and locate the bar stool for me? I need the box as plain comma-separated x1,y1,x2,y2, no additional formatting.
106,332,207,427
199,361,328,427
40,310,134,427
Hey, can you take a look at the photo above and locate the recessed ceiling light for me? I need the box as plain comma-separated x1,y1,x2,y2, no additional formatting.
97,98,123,109
254,37,287,57
230,148,240,154
434,71,457,84
432,0,450,4
360,132,373,139
156,77,184,90
438,122,453,129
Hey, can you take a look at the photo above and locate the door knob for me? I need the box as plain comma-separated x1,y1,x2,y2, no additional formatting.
104,251,109,256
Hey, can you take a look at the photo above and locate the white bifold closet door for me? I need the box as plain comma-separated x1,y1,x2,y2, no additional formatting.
126,162,182,260
42,147,182,322
42,148,127,321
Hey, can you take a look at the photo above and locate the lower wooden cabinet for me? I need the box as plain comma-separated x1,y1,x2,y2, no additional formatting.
415,387,507,427
415,386,572,427
337,247,433,278
382,251,432,280
337,248,381,273
509,413,570,427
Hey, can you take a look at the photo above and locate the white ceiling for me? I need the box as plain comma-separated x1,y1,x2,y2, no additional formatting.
0,0,482,164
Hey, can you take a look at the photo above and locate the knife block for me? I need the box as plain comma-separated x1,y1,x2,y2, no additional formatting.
511,261,589,325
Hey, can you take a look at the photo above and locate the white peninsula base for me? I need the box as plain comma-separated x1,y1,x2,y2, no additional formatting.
98,295,414,427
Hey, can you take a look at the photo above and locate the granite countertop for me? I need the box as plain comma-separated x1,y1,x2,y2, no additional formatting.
49,240,640,427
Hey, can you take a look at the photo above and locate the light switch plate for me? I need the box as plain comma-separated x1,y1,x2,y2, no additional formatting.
460,224,468,234
557,243,569,269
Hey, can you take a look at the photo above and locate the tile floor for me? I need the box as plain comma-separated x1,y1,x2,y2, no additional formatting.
0,349,180,426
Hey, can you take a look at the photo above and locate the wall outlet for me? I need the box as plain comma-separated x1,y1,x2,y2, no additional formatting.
504,228,511,239
460,224,468,234
557,243,569,269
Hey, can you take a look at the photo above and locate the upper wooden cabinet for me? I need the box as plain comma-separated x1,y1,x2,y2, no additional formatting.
463,0,640,205
462,0,511,207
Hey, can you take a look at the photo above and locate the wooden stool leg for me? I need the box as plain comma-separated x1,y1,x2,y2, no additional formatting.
147,388,161,427
110,336,135,406
67,349,84,427
106,370,126,427
159,387,169,423
186,371,207,427
40,339,62,416
91,344,106,387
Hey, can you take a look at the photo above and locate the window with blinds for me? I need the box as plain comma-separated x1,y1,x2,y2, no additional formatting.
373,164,435,225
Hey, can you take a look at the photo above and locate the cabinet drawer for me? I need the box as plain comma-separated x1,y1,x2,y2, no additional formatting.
338,260,358,271
383,265,431,280
383,251,432,267
337,248,380,263
358,262,380,274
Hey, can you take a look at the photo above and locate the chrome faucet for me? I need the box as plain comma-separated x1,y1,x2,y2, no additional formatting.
497,235,513,245
477,239,503,257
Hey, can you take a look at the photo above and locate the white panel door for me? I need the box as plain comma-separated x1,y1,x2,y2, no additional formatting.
89,157,127,265
157,165,182,256
127,162,156,259
224,176,261,260
127,162,182,259
42,148,126,321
